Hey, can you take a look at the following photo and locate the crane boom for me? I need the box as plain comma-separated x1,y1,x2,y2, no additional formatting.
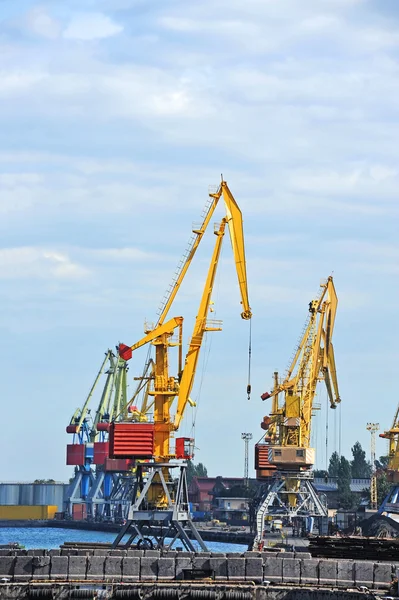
157,180,251,325
174,220,225,429
219,182,251,320
174,197,252,427
68,350,113,435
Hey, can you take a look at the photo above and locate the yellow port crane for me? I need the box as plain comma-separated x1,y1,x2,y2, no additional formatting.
253,276,340,547
378,407,399,518
111,180,251,551
380,408,399,482
113,181,251,462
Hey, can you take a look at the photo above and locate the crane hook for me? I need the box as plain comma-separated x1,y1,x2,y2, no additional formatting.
247,319,252,400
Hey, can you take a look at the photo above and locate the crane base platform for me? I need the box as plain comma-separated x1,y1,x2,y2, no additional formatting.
111,462,207,552
253,472,327,549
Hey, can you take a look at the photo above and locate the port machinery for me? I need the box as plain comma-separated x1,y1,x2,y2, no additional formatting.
253,277,341,548
378,406,399,520
108,180,252,551
65,350,154,521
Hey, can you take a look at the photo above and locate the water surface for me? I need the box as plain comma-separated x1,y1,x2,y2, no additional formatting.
0,527,247,553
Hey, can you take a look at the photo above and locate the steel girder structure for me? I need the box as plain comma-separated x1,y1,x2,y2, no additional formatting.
112,463,207,551
65,469,134,521
65,350,137,521
253,471,327,547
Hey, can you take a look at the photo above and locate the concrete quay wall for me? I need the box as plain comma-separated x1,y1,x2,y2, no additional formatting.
0,550,395,593
0,582,384,600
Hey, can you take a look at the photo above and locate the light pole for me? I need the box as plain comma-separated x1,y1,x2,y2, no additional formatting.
241,433,253,488
366,423,379,510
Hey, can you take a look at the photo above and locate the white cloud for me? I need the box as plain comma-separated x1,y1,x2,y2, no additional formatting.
331,239,399,261
159,17,197,32
0,0,398,480
298,15,341,32
87,248,160,262
0,248,89,280
25,7,62,40
63,13,123,41
0,157,223,218
287,165,399,200
0,72,48,96
0,172,44,186
0,154,397,224
0,64,208,120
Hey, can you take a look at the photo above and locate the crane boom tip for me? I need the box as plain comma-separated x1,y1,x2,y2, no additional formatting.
241,310,252,320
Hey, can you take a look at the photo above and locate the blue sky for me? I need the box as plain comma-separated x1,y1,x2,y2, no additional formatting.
0,0,398,481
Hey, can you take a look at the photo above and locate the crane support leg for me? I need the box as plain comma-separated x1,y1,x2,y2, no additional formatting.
253,472,327,549
65,468,97,519
111,463,207,551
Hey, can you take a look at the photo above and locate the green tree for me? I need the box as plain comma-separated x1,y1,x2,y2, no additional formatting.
337,456,355,509
351,441,371,478
375,455,391,506
313,469,328,478
328,451,340,477
376,455,389,470
377,472,391,505
186,460,208,484
218,480,258,499
195,463,208,477
33,479,56,484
